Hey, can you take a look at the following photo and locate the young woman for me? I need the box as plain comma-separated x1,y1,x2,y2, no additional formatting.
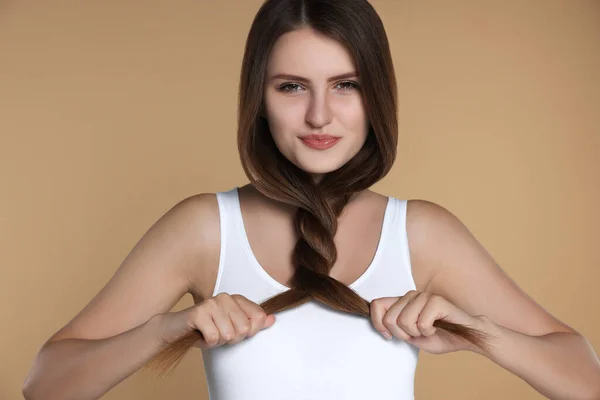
23,0,600,399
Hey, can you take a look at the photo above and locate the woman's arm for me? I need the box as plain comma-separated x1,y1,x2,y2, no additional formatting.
22,193,218,400
22,315,166,400
406,199,600,398
472,318,600,400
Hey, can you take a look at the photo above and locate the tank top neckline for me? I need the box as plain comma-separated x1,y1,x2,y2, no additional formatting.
231,186,393,292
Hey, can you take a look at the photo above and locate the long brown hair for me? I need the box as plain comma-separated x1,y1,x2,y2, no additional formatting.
145,0,495,377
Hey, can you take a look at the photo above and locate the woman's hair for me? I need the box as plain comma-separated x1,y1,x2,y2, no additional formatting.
144,0,496,377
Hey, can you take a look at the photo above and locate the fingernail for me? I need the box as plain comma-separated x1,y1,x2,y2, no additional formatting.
382,331,392,340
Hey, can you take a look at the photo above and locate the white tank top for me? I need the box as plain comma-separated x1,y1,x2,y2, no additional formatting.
201,187,419,399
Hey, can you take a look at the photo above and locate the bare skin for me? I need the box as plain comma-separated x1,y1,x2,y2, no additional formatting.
187,183,431,304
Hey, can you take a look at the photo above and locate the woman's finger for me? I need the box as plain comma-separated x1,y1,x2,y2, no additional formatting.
414,294,447,337
382,291,423,339
395,291,432,337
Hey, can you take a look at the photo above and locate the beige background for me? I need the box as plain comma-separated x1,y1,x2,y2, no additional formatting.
2,0,599,398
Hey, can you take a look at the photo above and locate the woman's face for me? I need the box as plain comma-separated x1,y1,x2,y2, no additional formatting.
263,27,370,182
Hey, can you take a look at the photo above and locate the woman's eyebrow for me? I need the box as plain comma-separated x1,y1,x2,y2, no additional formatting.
268,71,359,83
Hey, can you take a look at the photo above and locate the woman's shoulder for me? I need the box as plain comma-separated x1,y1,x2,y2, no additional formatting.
404,198,469,292
170,192,222,302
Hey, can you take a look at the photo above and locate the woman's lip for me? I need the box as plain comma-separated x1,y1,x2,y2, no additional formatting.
299,134,340,140
299,137,341,150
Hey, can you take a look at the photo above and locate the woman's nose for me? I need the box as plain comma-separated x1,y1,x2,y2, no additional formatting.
305,93,332,128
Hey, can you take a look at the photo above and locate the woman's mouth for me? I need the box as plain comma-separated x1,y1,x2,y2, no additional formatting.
299,134,341,150
300,137,341,150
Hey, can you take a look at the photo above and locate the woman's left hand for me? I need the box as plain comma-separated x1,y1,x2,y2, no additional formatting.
369,290,486,355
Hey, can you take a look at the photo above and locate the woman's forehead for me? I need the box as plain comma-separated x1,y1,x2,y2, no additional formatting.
267,28,357,77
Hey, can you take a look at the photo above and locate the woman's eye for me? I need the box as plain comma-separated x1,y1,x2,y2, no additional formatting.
277,81,360,93
336,81,360,91
278,83,303,93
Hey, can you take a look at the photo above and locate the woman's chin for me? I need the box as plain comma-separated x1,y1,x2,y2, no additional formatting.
293,161,344,176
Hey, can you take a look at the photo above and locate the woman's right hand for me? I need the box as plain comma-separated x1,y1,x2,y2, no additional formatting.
155,293,276,350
